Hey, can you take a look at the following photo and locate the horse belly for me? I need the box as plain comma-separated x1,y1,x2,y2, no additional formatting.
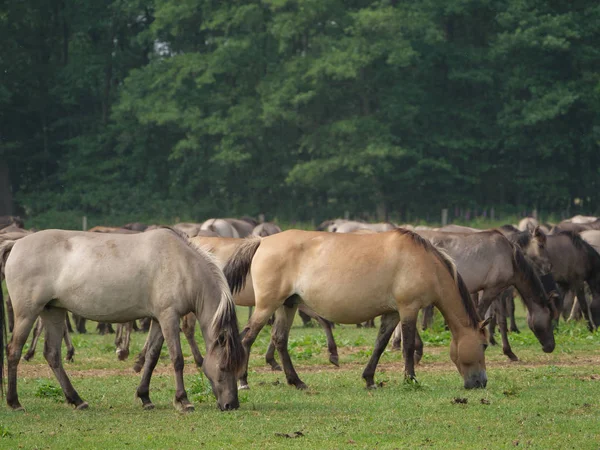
298,281,396,324
52,282,152,323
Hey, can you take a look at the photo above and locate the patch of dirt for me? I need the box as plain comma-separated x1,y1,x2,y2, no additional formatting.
15,348,600,379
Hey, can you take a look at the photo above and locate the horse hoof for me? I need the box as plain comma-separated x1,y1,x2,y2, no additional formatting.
132,363,143,373
271,364,282,372
507,354,519,362
173,401,195,413
11,405,25,412
238,384,250,391
329,355,340,367
143,403,155,411
76,402,89,410
366,384,377,390
295,382,308,390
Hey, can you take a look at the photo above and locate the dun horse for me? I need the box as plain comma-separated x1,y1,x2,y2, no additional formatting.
224,229,489,391
0,228,244,412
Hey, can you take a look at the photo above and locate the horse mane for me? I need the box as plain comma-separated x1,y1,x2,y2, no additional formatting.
508,230,531,249
158,226,245,372
499,224,519,233
395,228,479,329
510,241,550,308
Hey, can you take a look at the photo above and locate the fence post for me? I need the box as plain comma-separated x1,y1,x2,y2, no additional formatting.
82,216,88,231
441,208,448,226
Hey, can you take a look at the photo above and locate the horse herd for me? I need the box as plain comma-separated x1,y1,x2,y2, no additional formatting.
0,213,599,412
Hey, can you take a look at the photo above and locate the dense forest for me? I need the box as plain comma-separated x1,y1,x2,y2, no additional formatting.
1,0,599,226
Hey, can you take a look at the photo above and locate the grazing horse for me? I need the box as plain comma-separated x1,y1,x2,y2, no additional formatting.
0,228,244,412
412,230,556,360
224,229,489,391
132,236,339,372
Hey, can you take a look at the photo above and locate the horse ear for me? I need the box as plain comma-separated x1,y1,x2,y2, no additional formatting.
479,317,491,330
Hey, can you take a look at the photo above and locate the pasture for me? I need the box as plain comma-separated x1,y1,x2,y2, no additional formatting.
1,305,599,449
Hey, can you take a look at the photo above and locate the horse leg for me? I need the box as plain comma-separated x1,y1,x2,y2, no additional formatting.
421,305,434,331
270,304,307,389
40,308,87,409
73,314,87,334
297,308,312,327
414,329,424,364
315,315,339,367
507,290,520,333
297,304,339,366
362,312,400,388
133,329,150,374
65,314,74,333
239,306,284,389
6,312,37,410
181,312,203,368
116,322,132,361
398,309,420,382
563,290,576,321
63,319,75,362
135,320,164,409
497,297,518,361
575,287,596,331
97,322,114,335
23,318,43,361
160,313,194,411
391,323,401,350
487,313,497,346
6,293,14,333
264,340,281,371
114,323,124,355
476,288,504,320
139,317,151,332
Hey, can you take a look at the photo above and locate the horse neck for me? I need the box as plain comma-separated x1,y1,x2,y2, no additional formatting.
193,280,225,344
511,252,546,313
433,282,477,339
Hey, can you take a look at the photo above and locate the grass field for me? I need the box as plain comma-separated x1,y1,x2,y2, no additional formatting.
1,307,599,449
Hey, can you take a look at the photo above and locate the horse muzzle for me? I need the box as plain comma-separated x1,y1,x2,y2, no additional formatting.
464,371,487,389
218,399,240,411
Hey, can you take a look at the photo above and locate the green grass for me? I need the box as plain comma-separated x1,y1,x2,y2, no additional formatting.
1,308,600,449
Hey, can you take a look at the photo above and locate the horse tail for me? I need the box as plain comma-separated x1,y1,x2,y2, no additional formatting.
223,237,262,295
0,239,16,396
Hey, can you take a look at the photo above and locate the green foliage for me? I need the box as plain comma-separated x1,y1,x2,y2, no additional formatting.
34,381,64,403
2,0,599,223
188,373,213,403
0,425,11,438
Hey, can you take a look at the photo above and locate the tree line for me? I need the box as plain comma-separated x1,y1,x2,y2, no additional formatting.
1,0,599,226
